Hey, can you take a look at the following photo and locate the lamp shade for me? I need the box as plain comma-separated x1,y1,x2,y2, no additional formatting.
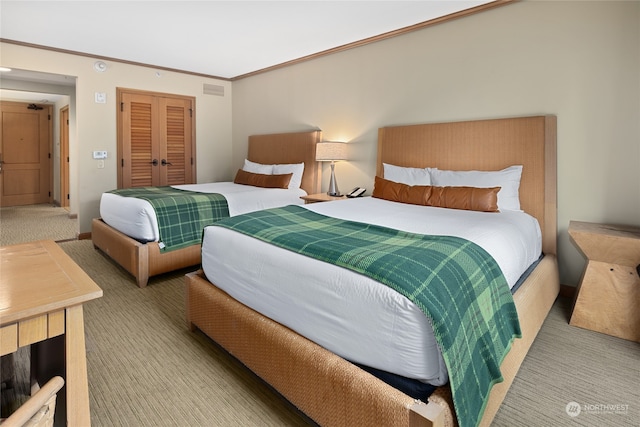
316,142,348,161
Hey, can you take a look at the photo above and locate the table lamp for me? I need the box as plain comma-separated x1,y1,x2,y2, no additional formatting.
315,141,348,196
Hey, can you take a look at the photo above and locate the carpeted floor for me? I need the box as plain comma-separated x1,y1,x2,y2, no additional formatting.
64,240,314,427
0,207,638,426
0,204,77,246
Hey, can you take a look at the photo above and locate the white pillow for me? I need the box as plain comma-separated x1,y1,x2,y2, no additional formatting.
243,159,273,175
273,162,304,189
383,163,432,186
430,165,523,211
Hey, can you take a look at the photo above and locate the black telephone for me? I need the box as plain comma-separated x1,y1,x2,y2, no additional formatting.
346,187,366,198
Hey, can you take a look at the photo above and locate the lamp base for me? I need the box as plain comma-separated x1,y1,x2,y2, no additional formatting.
326,162,340,196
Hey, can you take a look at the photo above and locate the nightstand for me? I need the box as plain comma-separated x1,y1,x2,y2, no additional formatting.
568,221,640,342
300,193,347,204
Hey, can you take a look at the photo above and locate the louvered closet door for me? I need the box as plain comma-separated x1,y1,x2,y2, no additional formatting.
120,92,160,188
158,97,193,186
118,89,195,188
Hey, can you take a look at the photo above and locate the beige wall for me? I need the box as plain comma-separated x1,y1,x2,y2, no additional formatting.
232,0,640,286
0,43,233,233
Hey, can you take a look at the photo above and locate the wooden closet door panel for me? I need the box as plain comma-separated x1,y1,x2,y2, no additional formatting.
158,97,194,186
120,92,160,188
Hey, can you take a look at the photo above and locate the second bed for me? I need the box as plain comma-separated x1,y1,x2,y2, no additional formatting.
92,130,321,287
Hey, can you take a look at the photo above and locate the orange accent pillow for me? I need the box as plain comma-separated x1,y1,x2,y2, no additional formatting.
372,176,500,212
372,176,432,206
428,185,500,212
234,169,293,189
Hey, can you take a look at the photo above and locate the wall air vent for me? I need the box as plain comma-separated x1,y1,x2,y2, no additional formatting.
203,84,224,96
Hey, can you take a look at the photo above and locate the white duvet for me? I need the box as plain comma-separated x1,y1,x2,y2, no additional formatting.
99,182,306,242
201,196,542,385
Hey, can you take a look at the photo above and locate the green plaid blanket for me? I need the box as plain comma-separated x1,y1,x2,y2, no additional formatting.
212,205,521,427
109,186,229,252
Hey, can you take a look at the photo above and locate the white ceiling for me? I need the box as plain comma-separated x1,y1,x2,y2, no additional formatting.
0,68,74,104
0,89,67,104
0,1,495,80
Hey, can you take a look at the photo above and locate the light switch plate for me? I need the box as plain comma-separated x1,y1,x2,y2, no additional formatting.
95,92,107,104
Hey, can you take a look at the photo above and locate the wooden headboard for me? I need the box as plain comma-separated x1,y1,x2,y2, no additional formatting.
377,115,557,255
247,130,322,194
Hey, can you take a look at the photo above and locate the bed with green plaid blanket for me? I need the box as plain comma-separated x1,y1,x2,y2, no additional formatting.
109,186,229,252
211,204,521,427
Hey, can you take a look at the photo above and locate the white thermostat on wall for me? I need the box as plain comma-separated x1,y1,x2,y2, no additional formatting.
93,151,107,159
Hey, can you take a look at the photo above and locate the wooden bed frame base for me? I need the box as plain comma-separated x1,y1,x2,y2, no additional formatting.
186,254,559,427
91,217,200,287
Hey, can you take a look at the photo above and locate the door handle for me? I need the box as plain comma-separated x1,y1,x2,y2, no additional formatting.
150,159,158,166
161,159,172,166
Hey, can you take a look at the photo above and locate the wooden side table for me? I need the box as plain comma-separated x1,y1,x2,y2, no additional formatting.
568,221,640,342
300,193,347,204
0,240,103,426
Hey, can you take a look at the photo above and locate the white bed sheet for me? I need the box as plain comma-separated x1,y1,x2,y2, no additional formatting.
99,182,306,242
201,196,542,385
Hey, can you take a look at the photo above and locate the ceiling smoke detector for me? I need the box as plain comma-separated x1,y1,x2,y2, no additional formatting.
93,61,107,72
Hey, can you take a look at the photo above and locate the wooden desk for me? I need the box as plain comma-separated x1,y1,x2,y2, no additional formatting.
0,240,103,426
568,221,640,342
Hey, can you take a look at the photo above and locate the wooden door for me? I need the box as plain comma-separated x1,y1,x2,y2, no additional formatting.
60,105,70,208
0,101,52,207
117,89,195,188
119,91,160,188
159,97,193,186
